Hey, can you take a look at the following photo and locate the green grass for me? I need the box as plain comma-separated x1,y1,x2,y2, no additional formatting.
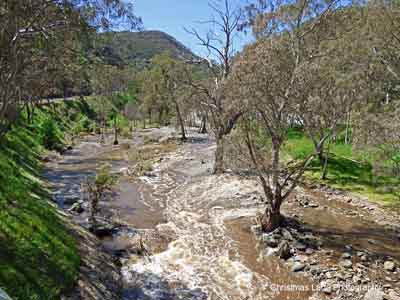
0,99,102,300
284,128,400,208
0,125,80,300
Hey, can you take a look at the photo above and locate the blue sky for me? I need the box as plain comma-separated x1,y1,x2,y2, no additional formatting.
134,0,254,57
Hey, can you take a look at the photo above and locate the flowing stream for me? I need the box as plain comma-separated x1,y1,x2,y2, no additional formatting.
44,128,400,300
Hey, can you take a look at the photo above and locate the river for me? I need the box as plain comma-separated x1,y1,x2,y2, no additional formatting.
44,127,400,300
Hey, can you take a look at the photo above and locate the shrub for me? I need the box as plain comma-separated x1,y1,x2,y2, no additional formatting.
39,117,64,151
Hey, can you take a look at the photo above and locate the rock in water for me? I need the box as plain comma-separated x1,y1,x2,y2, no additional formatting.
384,261,396,272
294,242,307,251
158,136,171,143
386,291,400,300
277,241,292,260
363,288,384,300
69,200,84,213
292,262,306,272
342,252,352,259
340,259,353,268
262,234,279,248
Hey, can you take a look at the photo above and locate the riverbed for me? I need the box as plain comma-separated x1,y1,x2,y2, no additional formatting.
44,127,400,300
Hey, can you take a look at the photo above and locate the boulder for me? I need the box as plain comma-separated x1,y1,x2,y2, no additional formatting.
281,228,294,240
384,261,396,272
305,248,314,255
292,262,306,272
340,259,353,269
277,241,292,260
322,287,332,295
262,234,280,248
385,291,400,300
361,255,368,262
68,201,84,214
342,252,352,259
294,242,307,251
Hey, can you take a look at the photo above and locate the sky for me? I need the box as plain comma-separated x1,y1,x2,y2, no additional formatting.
134,0,254,57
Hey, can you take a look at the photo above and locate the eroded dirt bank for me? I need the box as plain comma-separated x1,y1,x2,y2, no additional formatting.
45,128,400,300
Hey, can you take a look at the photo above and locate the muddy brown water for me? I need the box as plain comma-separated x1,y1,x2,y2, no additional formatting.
45,129,400,300
225,217,322,300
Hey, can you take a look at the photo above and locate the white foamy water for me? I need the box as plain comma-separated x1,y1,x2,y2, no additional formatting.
122,169,277,300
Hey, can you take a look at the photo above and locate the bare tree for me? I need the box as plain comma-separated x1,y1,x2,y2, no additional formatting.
185,0,244,174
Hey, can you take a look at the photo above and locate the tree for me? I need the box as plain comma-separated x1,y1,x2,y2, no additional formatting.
230,0,340,232
296,9,368,179
139,53,192,140
85,164,117,229
0,0,141,139
91,65,133,144
185,0,244,174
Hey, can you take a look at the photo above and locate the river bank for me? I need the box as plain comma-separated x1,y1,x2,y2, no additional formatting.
44,127,400,300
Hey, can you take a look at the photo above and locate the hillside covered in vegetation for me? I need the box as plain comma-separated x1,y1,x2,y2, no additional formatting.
96,30,198,67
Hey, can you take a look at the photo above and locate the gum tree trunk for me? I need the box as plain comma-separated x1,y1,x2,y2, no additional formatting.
261,138,284,232
174,101,186,141
213,135,224,174
261,202,283,232
113,117,119,145
199,115,207,134
321,137,332,180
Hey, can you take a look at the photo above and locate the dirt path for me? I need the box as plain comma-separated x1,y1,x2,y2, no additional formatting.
45,127,400,300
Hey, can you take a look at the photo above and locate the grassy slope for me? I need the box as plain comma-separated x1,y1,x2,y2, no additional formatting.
0,101,96,300
285,129,400,208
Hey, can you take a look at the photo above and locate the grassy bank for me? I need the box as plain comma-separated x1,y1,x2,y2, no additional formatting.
284,129,400,208
0,100,97,300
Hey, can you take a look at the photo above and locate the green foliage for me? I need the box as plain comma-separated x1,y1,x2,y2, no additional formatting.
0,98,104,300
0,126,80,300
39,117,64,151
72,115,95,135
95,164,117,187
284,129,400,207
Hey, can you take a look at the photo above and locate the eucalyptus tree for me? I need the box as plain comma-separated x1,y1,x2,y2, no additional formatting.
139,53,193,140
0,0,141,139
91,65,133,144
231,0,342,232
295,7,370,179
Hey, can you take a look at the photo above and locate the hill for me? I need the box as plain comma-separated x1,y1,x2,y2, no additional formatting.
97,30,198,67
